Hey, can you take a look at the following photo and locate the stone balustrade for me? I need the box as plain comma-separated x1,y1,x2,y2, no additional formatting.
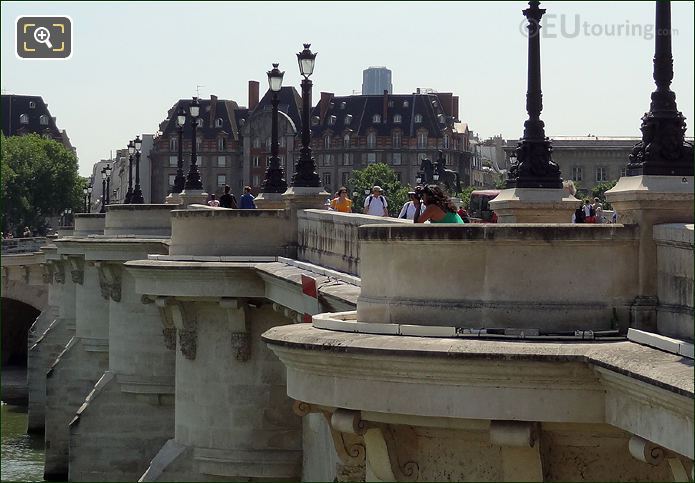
1,237,49,254
355,223,640,332
104,204,174,237
297,210,409,276
73,213,105,236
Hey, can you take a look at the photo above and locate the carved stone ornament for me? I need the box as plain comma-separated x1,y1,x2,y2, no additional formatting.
155,297,178,351
1,267,8,285
170,301,197,360
220,298,251,362
41,263,54,284
363,424,420,482
68,257,85,285
22,265,31,284
54,261,66,284
96,262,122,302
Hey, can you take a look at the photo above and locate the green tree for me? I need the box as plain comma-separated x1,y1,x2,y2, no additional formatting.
1,133,84,236
347,163,410,217
591,180,618,210
457,186,476,210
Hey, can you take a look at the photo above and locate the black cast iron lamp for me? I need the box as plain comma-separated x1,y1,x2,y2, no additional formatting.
260,63,288,193
131,135,144,203
297,44,316,78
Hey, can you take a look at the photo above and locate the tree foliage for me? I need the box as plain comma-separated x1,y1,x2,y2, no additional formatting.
1,134,84,236
591,180,618,210
457,186,476,210
347,163,410,217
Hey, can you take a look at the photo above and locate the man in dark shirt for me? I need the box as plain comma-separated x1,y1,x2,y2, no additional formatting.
219,185,238,208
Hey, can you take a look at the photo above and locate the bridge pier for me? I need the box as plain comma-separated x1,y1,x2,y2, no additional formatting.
66,239,173,482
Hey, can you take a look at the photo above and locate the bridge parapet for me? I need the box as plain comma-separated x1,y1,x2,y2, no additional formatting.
2,237,50,254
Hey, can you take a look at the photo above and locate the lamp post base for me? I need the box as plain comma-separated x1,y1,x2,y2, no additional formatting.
254,192,286,209
488,188,579,224
179,189,209,208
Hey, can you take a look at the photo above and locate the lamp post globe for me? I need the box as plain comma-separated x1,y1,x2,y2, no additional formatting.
83,187,88,212
184,97,203,190
261,63,288,193
132,135,145,203
292,43,321,187
173,106,187,194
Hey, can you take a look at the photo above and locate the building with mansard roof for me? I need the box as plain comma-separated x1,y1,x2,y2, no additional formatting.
1,94,75,152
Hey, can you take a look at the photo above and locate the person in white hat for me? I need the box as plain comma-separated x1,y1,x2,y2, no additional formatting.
363,185,389,217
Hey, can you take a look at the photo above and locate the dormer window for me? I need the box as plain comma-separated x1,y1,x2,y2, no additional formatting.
328,115,336,125
393,114,402,124
312,116,320,126
39,115,49,125
19,114,29,124
438,114,445,124
215,118,223,128
340,102,347,109
414,114,423,123
372,114,381,124
432,100,439,108
403,101,409,108
345,114,353,125
29,101,36,109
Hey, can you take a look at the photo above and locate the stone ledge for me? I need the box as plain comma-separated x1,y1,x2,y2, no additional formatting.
628,328,694,359
262,324,693,398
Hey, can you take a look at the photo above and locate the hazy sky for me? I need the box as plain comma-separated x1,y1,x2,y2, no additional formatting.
2,1,693,177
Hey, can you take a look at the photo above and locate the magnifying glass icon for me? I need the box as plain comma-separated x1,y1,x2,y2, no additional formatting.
33,27,53,49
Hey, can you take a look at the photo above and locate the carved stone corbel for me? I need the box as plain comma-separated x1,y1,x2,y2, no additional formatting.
154,296,177,351
54,261,66,284
363,424,419,482
96,262,122,302
1,266,7,285
41,263,54,284
21,265,31,284
169,301,196,360
220,298,251,362
68,256,84,285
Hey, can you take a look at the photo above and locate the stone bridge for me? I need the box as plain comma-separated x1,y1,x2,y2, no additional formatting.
5,172,694,483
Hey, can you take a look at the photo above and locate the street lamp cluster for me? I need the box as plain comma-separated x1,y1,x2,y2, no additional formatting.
82,185,93,213
100,164,112,213
124,136,144,204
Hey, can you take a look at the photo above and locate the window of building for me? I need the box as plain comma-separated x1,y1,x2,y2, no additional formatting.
596,166,608,182
170,137,177,151
340,102,347,110
367,132,376,148
372,114,381,124
324,154,333,166
280,136,286,147
39,115,49,125
345,114,353,125
572,166,583,181
443,134,450,149
217,174,226,186
197,118,205,127
169,156,178,167
388,101,394,107
393,114,402,124
414,114,423,123
19,114,29,124
416,153,426,165
620,167,627,177
252,175,260,187
395,171,402,182
367,153,376,164
217,155,227,167
253,137,261,148
253,156,260,167
392,131,401,147
403,101,409,108
342,172,350,186
323,173,331,187
328,115,336,125
342,153,352,166
417,132,428,148
392,153,402,165
196,137,202,151
324,135,331,149
343,134,351,148
438,114,446,124
266,138,272,150
29,101,36,109
218,138,226,151
168,175,177,187
215,118,223,128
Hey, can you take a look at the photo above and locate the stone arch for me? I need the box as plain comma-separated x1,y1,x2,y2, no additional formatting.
1,297,41,367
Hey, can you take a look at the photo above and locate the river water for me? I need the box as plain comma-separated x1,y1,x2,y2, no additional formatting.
1,402,44,482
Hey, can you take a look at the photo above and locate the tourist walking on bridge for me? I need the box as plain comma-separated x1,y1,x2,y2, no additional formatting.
398,189,426,221
330,187,353,213
363,186,388,217
219,185,238,208
416,185,463,224
239,186,256,209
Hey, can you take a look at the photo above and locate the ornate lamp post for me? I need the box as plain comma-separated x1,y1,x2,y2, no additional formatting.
87,185,93,213
173,106,187,193
505,1,562,189
291,44,320,187
100,165,111,213
83,187,88,212
105,164,112,206
125,140,135,203
261,63,288,193
626,1,692,176
184,97,203,190
131,135,145,203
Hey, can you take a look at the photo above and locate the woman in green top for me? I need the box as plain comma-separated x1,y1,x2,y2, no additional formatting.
416,185,464,224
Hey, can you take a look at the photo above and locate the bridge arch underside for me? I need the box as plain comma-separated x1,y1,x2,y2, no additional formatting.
1,297,40,367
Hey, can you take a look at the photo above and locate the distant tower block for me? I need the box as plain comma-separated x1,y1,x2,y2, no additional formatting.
362,67,392,95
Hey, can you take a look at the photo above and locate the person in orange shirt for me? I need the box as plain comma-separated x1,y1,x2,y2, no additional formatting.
330,187,353,213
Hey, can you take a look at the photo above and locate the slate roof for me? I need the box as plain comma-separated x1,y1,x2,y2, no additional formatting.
310,93,453,138
1,94,65,142
159,97,242,140
255,86,303,128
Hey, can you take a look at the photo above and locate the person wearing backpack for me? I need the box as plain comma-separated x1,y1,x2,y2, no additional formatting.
572,202,585,223
363,185,389,217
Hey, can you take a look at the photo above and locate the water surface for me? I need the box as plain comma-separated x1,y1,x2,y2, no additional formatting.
1,403,44,482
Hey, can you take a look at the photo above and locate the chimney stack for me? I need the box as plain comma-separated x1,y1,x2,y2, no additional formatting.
383,89,389,120
452,96,460,122
319,92,334,123
248,81,260,111
209,94,218,128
